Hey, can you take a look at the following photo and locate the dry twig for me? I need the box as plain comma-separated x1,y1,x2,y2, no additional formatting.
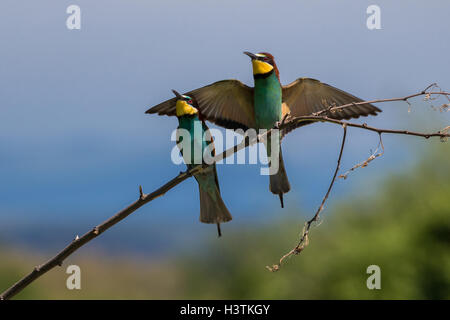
339,133,385,180
314,83,449,117
266,125,348,272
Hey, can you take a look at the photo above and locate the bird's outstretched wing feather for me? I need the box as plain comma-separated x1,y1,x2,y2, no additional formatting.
146,80,255,130
282,78,381,119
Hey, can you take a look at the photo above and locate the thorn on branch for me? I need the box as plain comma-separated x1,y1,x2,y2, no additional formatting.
139,185,144,200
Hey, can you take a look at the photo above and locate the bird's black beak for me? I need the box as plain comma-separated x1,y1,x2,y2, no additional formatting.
171,89,183,99
243,51,258,60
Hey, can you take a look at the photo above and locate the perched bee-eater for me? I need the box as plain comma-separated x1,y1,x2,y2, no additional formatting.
147,52,381,208
171,90,232,236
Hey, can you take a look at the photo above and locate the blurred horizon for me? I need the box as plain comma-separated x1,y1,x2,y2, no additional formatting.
1,145,449,299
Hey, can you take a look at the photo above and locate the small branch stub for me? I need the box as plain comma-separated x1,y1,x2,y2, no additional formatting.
139,185,145,200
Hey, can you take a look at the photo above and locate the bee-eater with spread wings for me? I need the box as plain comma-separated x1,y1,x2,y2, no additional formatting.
171,90,232,237
146,52,381,208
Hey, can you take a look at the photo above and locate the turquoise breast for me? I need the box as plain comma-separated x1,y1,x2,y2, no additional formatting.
177,115,210,166
254,72,282,130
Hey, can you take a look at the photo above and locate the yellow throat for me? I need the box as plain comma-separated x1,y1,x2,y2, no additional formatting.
176,100,198,117
252,60,273,75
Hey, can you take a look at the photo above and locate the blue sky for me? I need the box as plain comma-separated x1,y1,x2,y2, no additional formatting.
0,0,449,255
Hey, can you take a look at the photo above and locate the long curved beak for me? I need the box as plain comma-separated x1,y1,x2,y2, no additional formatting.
171,89,183,99
243,51,258,60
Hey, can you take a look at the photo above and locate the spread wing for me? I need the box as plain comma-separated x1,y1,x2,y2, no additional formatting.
282,78,381,119
146,80,255,130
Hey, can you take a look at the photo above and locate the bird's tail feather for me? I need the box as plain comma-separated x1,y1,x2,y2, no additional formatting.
198,183,232,236
269,147,291,208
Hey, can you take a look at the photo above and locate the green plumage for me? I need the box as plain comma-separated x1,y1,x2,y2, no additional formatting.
254,72,282,130
253,72,290,206
178,115,210,166
177,114,232,231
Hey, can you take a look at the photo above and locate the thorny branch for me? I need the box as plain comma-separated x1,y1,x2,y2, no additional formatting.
266,83,449,271
313,83,450,117
1,85,449,298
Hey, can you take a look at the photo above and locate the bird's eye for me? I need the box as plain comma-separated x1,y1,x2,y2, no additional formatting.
263,57,270,62
187,99,193,104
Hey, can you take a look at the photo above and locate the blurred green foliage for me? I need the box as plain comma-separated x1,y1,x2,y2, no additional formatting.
1,146,449,299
